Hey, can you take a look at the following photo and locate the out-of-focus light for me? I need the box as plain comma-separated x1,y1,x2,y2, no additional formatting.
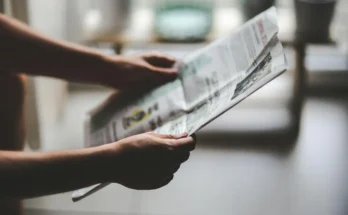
83,9,102,36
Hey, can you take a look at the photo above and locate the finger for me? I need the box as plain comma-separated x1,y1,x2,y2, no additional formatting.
143,54,177,68
149,160,182,176
148,175,174,189
164,175,174,183
173,132,189,139
168,152,190,164
171,136,196,151
147,64,178,75
191,133,197,142
161,163,181,174
178,152,190,163
147,132,173,139
140,66,177,88
149,132,188,139
173,165,180,173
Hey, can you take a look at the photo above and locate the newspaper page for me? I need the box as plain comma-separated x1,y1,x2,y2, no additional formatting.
72,7,288,201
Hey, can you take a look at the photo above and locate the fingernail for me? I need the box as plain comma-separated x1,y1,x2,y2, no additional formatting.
168,68,178,74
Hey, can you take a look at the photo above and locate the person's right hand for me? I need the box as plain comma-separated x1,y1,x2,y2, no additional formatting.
103,132,196,190
100,53,178,91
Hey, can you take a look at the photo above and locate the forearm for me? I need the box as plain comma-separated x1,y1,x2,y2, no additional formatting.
0,144,112,199
0,14,116,84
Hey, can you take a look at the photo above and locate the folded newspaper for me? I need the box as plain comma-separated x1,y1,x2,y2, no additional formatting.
72,7,288,201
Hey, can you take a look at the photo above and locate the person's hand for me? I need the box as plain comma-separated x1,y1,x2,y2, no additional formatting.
103,53,178,91
103,132,196,190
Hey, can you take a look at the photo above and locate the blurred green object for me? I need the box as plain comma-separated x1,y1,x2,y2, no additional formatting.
154,0,213,42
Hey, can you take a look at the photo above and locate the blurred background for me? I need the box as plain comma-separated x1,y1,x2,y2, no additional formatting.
1,0,348,214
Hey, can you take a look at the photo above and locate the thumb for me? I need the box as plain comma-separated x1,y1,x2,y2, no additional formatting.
147,64,178,75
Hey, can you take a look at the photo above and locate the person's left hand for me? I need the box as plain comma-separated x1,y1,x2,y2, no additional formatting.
101,53,178,91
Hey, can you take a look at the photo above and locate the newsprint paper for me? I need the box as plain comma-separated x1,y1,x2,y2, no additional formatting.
72,7,288,202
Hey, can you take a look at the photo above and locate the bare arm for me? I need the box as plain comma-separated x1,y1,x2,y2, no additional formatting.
0,14,177,90
0,13,110,84
0,145,110,198
0,132,195,199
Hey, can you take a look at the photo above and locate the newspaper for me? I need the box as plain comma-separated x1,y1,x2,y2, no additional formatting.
72,7,288,201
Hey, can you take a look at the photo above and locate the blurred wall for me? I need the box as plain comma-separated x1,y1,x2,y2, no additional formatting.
28,0,69,127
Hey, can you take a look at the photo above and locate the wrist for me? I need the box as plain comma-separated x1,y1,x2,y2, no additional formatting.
79,52,114,86
57,49,118,87
90,143,123,183
97,54,125,88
